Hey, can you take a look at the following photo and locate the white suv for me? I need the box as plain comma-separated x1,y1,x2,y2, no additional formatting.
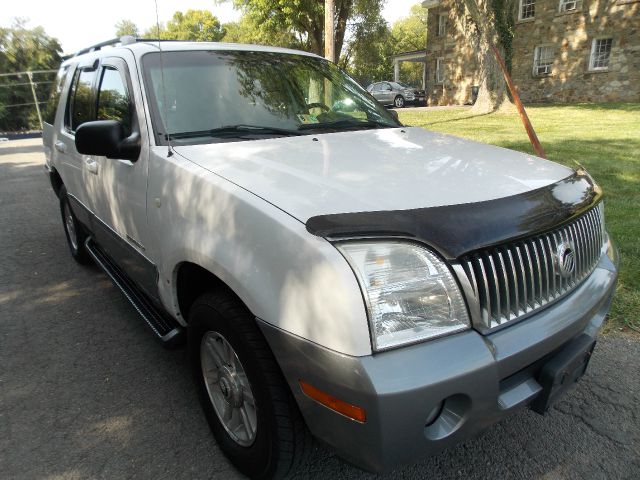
43,39,618,479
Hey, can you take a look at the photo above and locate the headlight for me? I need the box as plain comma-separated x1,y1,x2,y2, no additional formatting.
337,242,470,351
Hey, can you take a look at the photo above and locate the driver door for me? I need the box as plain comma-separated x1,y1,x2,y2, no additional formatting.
89,55,159,301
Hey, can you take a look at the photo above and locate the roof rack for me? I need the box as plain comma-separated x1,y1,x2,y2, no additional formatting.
73,37,181,57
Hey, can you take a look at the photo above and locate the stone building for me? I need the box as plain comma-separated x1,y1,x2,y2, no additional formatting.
421,0,640,105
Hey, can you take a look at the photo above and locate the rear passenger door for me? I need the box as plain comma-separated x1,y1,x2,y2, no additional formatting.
379,82,394,104
370,83,384,102
57,60,98,213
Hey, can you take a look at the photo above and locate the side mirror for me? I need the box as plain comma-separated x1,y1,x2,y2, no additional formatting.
75,120,140,162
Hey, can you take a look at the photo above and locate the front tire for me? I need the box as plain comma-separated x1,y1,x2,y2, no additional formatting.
394,95,405,108
59,186,90,265
188,291,310,479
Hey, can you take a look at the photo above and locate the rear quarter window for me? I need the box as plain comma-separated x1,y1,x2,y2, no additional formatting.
43,66,68,125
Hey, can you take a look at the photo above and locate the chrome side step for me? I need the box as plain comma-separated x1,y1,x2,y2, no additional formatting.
85,237,184,348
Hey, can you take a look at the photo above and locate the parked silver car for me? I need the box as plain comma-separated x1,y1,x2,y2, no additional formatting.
367,81,425,108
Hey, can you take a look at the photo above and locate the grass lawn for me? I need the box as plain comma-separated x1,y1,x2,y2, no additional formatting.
399,103,640,334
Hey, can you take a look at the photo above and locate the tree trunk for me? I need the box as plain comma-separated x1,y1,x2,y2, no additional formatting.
325,0,336,61
461,0,513,113
334,0,352,63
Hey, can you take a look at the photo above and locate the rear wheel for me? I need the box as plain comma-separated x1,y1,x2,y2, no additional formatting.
59,186,90,265
188,291,310,479
394,95,405,108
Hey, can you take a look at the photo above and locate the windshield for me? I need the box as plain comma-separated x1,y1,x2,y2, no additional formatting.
142,50,400,144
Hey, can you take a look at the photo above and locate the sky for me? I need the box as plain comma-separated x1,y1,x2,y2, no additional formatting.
1,0,422,55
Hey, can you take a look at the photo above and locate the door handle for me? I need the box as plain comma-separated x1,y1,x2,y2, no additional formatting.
85,157,99,175
54,141,67,153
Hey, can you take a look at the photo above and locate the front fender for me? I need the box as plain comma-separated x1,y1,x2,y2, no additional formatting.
147,148,372,357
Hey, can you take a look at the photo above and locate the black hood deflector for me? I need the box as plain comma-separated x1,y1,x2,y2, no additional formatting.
305,171,602,260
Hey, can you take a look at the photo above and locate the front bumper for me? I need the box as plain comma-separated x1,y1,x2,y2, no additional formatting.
258,251,618,472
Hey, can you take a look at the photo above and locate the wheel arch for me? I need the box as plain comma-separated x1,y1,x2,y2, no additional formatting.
49,166,64,198
174,261,247,323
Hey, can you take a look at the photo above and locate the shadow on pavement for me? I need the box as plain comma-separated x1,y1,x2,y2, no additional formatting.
1,148,638,480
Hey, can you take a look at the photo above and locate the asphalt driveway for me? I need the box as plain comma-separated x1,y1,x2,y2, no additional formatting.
1,139,638,479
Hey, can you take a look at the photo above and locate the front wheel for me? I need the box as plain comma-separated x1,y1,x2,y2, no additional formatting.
394,95,405,108
188,291,310,479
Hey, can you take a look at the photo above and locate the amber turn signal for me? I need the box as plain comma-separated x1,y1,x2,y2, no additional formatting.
299,380,366,423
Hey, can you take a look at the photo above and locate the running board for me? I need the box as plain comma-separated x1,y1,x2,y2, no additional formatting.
85,237,185,348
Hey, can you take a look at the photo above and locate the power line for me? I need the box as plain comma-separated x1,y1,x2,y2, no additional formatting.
0,81,54,88
1,101,47,108
0,70,57,78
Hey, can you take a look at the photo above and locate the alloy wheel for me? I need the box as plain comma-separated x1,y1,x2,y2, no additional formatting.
200,331,258,446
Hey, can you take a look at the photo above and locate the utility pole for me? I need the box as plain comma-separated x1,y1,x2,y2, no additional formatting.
27,72,43,130
324,0,335,62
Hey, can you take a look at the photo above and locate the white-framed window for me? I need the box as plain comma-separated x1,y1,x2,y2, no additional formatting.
435,57,445,84
558,0,582,12
519,0,535,20
533,45,554,76
589,38,613,71
437,12,448,37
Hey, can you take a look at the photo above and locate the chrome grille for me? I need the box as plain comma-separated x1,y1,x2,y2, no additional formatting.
459,203,605,330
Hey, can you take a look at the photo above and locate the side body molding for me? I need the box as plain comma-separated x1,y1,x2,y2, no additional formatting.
67,193,161,303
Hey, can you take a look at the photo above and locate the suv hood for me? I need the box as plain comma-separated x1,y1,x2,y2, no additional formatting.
174,127,574,223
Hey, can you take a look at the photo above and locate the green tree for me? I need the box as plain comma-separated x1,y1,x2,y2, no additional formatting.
342,3,428,87
0,18,62,131
147,10,226,41
222,15,303,49
221,0,386,62
389,3,428,86
340,13,392,86
390,3,427,53
115,19,139,38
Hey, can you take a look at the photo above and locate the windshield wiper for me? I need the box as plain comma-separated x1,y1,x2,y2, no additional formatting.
298,119,396,131
167,124,304,140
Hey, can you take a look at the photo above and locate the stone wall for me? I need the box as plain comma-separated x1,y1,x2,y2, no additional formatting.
511,0,640,103
425,1,481,106
424,0,640,105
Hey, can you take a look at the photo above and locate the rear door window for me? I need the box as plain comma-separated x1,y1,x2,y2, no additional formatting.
97,66,132,136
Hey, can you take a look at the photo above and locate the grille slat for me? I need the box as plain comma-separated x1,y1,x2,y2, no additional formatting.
497,251,511,320
506,249,519,317
554,231,565,293
487,254,501,324
544,235,558,300
530,242,542,304
572,224,584,278
537,237,550,302
476,257,492,327
586,209,598,265
515,246,527,313
459,204,605,330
